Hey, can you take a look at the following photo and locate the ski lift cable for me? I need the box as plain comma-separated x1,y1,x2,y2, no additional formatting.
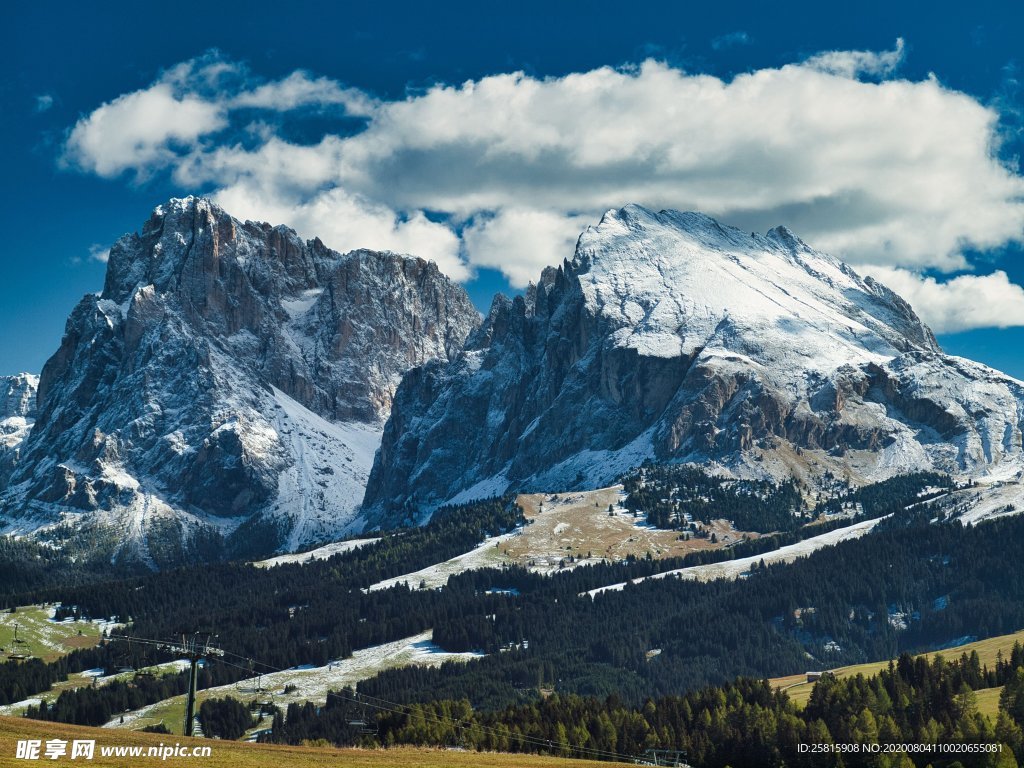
241,663,630,761
116,634,633,762
283,663,625,760
208,651,629,761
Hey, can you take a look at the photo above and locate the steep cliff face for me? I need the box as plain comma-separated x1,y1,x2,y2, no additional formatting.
0,374,38,487
0,197,479,565
363,205,1024,520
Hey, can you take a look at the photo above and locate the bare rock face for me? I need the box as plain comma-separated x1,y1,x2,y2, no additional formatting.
0,374,38,487
362,205,1024,521
1,374,37,419
0,197,479,565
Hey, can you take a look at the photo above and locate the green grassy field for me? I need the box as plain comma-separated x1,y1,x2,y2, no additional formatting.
111,691,187,734
770,628,1024,710
104,687,277,738
0,605,106,663
0,605,181,718
0,672,95,716
0,715,627,768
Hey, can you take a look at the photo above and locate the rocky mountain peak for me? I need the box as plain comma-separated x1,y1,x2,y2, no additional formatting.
1,198,480,565
362,205,1022,520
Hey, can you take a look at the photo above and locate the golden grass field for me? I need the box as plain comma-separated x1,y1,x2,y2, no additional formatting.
975,687,1003,721
770,628,1024,711
0,715,628,768
513,486,750,568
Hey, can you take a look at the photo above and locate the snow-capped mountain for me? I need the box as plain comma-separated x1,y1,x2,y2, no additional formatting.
0,197,479,565
0,374,38,487
363,205,1024,520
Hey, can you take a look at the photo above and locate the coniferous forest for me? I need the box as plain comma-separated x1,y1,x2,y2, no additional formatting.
2,474,1024,766
266,647,1024,767
623,466,953,533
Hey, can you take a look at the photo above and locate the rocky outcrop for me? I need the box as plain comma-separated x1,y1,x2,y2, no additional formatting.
0,374,38,487
0,197,479,564
1,374,37,420
363,205,1024,520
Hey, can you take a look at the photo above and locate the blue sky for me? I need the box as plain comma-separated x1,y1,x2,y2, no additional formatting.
3,0,1024,377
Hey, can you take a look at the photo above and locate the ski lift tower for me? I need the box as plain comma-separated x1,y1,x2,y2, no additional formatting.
165,632,224,737
8,622,31,661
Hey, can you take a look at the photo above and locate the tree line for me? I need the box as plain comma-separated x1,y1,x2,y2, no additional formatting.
623,466,951,534
266,647,1024,767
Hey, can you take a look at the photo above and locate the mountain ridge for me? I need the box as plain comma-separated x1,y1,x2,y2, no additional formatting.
4,199,1024,565
0,197,480,565
362,204,1024,521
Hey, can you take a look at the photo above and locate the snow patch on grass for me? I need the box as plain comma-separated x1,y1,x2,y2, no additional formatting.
253,537,382,568
366,533,517,592
105,630,483,731
586,516,886,596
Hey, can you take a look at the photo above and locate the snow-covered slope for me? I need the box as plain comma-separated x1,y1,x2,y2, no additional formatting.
253,535,381,568
364,205,1024,519
104,630,483,731
573,208,935,367
0,197,480,565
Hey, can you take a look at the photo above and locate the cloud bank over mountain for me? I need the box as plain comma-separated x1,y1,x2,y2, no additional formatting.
61,43,1024,332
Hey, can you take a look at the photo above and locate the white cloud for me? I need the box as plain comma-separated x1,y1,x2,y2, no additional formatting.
174,135,345,192
62,44,1024,329
462,209,592,288
35,94,54,113
61,54,367,180
804,38,905,78
331,52,1024,273
863,266,1024,333
231,71,376,115
63,83,226,178
88,244,110,263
